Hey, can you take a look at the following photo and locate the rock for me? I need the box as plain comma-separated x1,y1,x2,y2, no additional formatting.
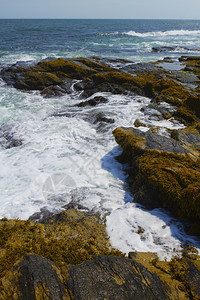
121,62,160,74
171,129,200,148
1,252,200,299
152,46,176,52
0,209,122,290
0,57,114,94
76,95,108,107
1,57,199,129
134,119,147,128
0,122,23,149
114,127,189,154
0,212,200,299
89,111,115,125
67,255,169,300
113,127,200,232
81,111,115,132
15,254,68,300
92,56,134,68
40,83,73,98
153,46,200,53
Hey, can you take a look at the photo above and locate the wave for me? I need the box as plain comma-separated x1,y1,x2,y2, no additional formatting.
123,29,200,38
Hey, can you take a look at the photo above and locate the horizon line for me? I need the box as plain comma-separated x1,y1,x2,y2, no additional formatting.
0,18,200,20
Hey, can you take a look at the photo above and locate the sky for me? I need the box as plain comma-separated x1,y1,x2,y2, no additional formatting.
0,0,200,19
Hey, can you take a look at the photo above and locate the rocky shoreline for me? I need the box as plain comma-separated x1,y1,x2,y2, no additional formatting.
1,55,200,299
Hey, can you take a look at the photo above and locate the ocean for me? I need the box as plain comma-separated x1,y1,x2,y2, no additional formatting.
0,19,200,259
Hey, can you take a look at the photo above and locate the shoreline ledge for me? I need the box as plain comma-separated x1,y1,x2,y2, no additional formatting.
0,209,200,299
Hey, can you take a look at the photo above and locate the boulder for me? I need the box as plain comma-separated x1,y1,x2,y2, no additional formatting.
113,127,200,233
15,255,68,300
67,255,168,299
76,95,108,107
152,46,176,52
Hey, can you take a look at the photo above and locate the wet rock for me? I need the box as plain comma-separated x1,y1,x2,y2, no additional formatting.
41,82,73,97
0,57,114,94
152,46,176,52
114,127,188,154
121,62,160,74
89,111,115,125
63,200,89,212
0,208,122,293
141,102,173,120
113,126,200,232
170,70,199,85
92,56,134,68
153,46,200,53
0,123,23,149
67,255,168,300
171,129,200,148
28,208,56,223
186,260,200,297
81,110,115,132
0,213,200,299
134,119,147,128
76,95,108,107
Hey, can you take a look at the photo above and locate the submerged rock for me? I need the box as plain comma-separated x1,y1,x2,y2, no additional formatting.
0,122,23,149
152,46,176,52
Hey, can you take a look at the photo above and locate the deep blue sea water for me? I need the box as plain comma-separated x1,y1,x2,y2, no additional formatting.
0,19,200,65
0,19,200,258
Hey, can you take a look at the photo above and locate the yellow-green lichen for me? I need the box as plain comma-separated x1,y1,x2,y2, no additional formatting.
0,209,123,280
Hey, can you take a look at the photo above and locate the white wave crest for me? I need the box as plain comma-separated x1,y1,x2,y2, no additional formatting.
123,29,200,38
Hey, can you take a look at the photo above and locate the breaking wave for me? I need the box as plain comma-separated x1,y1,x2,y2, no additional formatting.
123,29,200,37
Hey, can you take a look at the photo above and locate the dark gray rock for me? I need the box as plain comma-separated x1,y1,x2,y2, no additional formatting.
171,130,200,149
187,261,200,297
0,122,23,149
121,62,160,74
76,96,108,107
41,82,73,98
67,255,168,300
128,128,188,154
15,255,67,300
152,46,175,53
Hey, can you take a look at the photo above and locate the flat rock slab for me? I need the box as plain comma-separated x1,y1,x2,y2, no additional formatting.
67,255,168,300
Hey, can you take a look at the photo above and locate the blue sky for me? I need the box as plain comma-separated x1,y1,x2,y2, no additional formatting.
0,0,200,19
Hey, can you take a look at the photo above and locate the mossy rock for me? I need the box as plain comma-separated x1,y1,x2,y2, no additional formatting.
0,209,122,280
37,58,97,79
23,71,62,90
113,127,200,233
2,251,200,299
136,151,200,221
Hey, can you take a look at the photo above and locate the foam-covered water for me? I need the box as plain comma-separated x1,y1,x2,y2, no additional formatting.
1,19,200,259
123,29,200,37
0,84,199,259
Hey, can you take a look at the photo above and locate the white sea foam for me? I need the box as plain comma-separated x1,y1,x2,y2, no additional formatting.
123,29,200,38
106,203,200,260
0,84,199,259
